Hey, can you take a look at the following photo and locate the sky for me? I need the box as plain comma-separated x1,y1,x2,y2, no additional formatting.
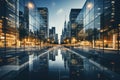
35,0,86,39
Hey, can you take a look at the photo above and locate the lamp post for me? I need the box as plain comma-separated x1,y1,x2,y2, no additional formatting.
27,2,34,9
71,37,76,47
27,1,34,50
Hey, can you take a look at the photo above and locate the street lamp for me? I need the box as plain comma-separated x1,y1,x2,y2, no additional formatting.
47,38,51,46
27,2,34,9
71,37,76,47
72,37,76,43
26,1,35,49
87,3,93,10
67,39,69,44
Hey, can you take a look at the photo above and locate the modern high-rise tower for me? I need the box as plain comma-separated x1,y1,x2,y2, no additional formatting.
37,7,49,39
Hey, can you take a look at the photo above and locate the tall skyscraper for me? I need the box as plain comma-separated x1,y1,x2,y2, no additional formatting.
76,0,120,50
70,9,81,23
37,7,49,39
69,9,81,42
49,27,56,43
0,0,19,47
55,34,58,44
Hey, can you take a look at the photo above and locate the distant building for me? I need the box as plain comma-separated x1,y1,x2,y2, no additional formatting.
37,7,49,39
61,20,71,44
61,20,66,44
67,21,71,38
49,27,56,43
39,27,46,41
70,9,81,23
69,9,81,42
60,34,64,44
63,20,67,40
55,34,58,44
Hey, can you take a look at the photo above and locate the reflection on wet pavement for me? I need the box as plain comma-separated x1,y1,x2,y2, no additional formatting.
0,47,118,80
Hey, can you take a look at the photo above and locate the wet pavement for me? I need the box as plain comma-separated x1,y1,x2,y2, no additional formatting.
0,47,120,80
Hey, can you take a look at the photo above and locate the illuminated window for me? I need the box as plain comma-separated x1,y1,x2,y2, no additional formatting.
111,1,115,4
72,23,77,29
111,13,115,15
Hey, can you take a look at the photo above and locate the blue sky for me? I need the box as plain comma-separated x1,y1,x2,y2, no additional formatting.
35,0,86,39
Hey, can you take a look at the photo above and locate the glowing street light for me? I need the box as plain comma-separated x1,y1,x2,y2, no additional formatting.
67,39,69,43
47,38,50,42
104,40,107,43
72,37,76,43
87,3,93,9
27,2,34,9
52,40,54,44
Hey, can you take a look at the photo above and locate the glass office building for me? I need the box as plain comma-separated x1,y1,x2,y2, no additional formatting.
77,0,120,50
37,7,49,39
69,9,81,40
19,0,44,47
0,0,19,48
0,0,45,65
0,0,44,48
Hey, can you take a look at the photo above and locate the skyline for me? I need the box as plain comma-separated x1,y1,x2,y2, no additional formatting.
0,0,120,80
35,0,86,39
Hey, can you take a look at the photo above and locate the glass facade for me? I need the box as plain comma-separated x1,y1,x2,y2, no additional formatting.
0,0,19,65
0,0,46,66
0,0,19,48
76,9,84,41
69,9,81,43
19,0,44,47
77,0,120,50
37,8,49,39
0,0,45,49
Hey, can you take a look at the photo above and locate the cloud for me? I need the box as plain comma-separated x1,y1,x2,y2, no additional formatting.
52,2,56,7
56,8,64,15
